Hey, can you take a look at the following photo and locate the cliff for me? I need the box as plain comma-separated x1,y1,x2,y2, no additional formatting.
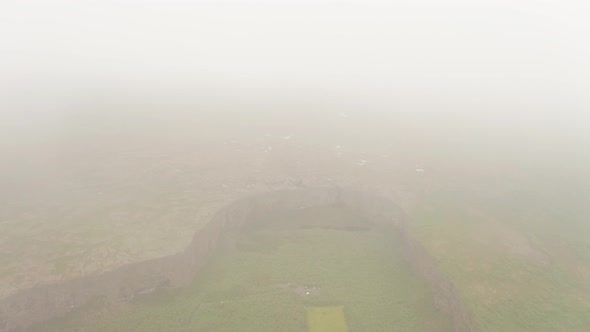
0,187,474,331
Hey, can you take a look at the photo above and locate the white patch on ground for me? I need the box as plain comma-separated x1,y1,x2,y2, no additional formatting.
277,283,321,296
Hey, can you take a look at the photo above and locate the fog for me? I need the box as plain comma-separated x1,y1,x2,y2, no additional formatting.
2,1,589,114
1,1,589,331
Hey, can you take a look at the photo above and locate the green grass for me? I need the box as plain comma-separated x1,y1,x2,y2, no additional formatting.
36,205,450,332
306,306,348,332
409,185,590,332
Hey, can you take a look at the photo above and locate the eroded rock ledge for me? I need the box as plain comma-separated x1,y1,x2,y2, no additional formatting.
0,187,475,332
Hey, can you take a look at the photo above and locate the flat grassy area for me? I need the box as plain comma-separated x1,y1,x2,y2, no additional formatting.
307,306,348,332
409,180,590,332
36,205,450,332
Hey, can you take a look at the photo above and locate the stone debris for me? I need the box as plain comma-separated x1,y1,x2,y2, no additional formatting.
277,283,321,297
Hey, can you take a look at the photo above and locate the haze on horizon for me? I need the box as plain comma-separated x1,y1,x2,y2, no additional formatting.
1,0,588,215
1,0,589,123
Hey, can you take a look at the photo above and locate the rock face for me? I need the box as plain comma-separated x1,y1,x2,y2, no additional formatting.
0,187,474,332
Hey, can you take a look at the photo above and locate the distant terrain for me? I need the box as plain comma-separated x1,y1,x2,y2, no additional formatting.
1,109,589,331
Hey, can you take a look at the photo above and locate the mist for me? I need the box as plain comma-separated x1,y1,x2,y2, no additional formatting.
1,1,589,331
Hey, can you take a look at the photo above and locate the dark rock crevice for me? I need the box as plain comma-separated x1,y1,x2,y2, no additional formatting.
0,187,475,331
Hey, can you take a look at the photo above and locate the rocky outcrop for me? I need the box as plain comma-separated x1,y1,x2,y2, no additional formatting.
398,220,475,332
339,189,475,331
0,187,474,332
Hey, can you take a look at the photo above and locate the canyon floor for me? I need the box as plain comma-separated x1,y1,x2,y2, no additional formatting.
35,205,451,332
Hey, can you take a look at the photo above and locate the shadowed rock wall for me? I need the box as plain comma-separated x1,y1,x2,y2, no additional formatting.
0,187,474,331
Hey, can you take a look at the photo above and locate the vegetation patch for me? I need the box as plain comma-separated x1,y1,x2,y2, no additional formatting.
307,306,349,332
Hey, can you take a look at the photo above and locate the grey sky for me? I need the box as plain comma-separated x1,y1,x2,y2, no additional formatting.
0,0,588,135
